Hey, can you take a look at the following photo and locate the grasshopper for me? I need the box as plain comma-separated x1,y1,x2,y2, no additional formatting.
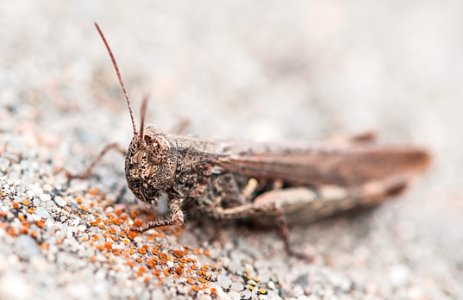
62,23,430,258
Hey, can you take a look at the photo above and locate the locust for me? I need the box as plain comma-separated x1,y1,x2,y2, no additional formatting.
61,23,431,258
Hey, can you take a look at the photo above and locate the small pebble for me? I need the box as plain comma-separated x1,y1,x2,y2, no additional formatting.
0,272,32,300
227,291,240,300
242,289,252,299
14,235,41,260
0,157,10,172
35,207,52,220
231,282,244,292
40,193,52,202
54,196,66,207
389,264,411,287
218,274,232,289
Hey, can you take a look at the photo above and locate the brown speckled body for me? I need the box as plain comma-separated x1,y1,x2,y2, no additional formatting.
90,23,431,257
123,124,430,231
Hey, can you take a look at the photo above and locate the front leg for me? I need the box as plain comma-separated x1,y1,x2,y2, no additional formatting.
132,198,184,232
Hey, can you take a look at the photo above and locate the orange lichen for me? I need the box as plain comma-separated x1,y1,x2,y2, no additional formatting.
78,204,88,212
40,242,49,251
91,220,100,227
88,187,100,196
115,207,124,216
136,266,146,276
30,230,38,238
173,226,183,236
175,266,183,275
173,249,184,258
112,218,123,226
204,249,211,257
202,264,208,273
2,178,219,294
199,276,209,284
159,252,168,260
130,210,138,219
127,231,138,239
35,219,46,228
7,227,16,237
104,242,112,251
19,226,29,234
146,259,156,268
126,261,136,268
133,218,143,227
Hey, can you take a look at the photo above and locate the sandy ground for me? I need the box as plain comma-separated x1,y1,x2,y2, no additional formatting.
1,1,463,299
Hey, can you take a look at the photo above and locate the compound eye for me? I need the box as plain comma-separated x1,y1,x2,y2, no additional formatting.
144,135,152,144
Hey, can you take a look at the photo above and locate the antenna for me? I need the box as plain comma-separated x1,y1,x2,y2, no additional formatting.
139,94,149,141
94,22,137,135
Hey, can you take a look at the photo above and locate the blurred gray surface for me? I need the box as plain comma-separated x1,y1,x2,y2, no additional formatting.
1,1,462,299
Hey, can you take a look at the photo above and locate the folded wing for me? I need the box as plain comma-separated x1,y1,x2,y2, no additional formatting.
217,143,430,187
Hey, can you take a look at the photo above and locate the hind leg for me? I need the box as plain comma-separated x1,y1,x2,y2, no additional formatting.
204,176,409,259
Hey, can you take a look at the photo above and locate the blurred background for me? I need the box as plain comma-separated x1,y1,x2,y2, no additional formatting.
2,1,462,178
1,0,462,298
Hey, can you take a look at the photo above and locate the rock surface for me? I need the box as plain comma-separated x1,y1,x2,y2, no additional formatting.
1,1,462,299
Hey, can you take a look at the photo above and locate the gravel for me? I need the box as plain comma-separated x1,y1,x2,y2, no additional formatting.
1,1,463,299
